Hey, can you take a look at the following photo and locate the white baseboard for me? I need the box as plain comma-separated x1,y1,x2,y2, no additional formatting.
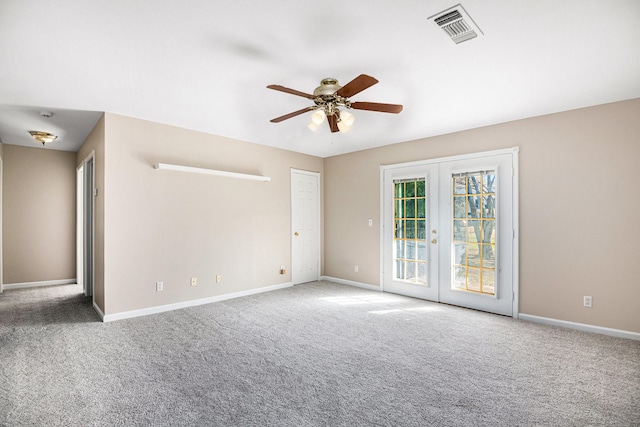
519,313,640,341
101,282,293,322
321,276,381,292
3,279,77,290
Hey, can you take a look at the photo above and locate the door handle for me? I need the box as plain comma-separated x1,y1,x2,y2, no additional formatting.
294,232,299,236
431,239,437,244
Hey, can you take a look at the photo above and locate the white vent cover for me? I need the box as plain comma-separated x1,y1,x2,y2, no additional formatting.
429,4,483,44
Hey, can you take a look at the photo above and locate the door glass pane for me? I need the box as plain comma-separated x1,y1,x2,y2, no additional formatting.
406,181,416,197
450,171,496,295
453,196,466,218
393,178,427,285
406,220,416,239
417,220,426,239
417,199,426,218
406,199,416,218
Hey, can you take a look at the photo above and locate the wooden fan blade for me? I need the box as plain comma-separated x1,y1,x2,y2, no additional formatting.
336,74,379,98
270,106,315,123
327,114,339,133
350,102,403,114
267,84,315,99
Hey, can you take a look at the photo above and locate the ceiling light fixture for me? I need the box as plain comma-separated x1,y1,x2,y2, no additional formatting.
307,107,353,133
28,130,58,145
268,75,402,134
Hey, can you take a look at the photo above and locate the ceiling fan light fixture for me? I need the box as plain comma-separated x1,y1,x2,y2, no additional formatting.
340,110,355,127
337,116,352,133
337,121,349,133
28,130,58,145
307,121,320,132
311,109,326,125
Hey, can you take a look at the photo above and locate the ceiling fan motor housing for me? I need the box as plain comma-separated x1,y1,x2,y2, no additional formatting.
314,78,341,96
312,78,351,115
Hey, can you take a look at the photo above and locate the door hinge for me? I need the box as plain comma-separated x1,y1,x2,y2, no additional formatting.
94,188,98,197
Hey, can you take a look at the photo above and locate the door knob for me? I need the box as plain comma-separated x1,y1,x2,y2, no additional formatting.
431,239,437,244
294,232,299,236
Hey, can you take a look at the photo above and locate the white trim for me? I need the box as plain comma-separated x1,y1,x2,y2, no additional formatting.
154,163,271,182
4,279,77,290
80,150,96,305
321,276,381,292
379,167,385,293
0,154,3,294
519,313,640,341
511,147,520,318
101,282,293,322
380,147,518,171
93,301,105,321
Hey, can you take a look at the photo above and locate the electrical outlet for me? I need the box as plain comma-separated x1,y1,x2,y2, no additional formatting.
583,296,592,308
216,275,222,283
190,277,197,287
156,281,163,292
279,266,286,275
354,265,359,273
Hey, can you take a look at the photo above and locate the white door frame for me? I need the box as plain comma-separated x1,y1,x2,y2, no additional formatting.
76,164,84,294
0,154,3,294
291,169,321,285
380,147,519,318
78,151,96,302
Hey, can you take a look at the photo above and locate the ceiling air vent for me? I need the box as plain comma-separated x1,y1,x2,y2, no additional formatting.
429,4,483,44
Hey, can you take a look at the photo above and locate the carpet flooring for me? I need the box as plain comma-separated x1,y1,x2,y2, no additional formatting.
0,281,638,426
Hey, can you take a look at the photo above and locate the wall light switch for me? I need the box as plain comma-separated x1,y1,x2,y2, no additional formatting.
368,218,373,227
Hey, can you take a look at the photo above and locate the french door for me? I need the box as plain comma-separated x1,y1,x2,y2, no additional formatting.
382,149,518,316
382,164,439,300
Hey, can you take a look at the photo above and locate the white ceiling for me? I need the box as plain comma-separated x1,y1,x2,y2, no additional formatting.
1,0,639,158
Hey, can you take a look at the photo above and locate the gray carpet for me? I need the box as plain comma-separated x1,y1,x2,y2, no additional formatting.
0,281,638,426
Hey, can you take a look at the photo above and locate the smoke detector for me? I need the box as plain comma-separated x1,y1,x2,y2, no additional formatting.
429,4,483,44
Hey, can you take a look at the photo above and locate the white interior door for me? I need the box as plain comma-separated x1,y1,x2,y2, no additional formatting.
382,149,518,317
291,169,320,284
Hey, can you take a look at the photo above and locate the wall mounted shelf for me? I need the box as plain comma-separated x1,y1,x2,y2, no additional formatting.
154,163,271,182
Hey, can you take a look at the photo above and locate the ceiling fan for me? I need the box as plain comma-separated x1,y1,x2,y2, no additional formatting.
267,74,403,133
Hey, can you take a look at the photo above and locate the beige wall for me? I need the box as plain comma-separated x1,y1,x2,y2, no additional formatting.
77,114,106,311
101,113,323,314
324,98,640,333
2,145,77,284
